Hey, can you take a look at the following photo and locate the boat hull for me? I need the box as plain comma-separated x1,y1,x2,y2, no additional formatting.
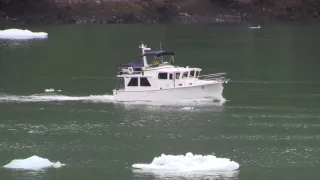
113,83,225,102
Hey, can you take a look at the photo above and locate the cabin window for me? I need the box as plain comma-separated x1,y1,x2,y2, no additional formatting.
176,73,180,79
190,70,195,78
128,77,138,86
140,77,151,86
195,71,200,77
182,72,188,79
158,73,168,80
169,73,173,80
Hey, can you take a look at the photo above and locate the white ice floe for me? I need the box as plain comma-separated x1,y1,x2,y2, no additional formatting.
181,107,194,110
132,152,239,172
0,29,48,40
53,161,63,168
44,89,62,93
3,155,64,170
44,88,55,93
249,25,261,29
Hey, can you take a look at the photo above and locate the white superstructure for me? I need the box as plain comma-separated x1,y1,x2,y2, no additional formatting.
112,43,230,102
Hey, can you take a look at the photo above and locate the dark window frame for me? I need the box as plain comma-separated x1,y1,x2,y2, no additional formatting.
158,72,168,80
169,73,173,80
176,73,180,79
127,77,138,86
195,71,200,77
182,72,188,79
190,70,195,78
140,77,151,86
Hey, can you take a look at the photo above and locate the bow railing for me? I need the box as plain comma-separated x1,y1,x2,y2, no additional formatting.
198,73,230,83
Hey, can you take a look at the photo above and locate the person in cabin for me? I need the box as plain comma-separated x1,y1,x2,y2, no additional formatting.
152,57,160,67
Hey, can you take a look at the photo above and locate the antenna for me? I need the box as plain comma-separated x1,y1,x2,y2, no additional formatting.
139,42,151,68
160,41,162,51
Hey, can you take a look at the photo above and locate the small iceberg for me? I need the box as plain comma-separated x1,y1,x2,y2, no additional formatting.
44,89,61,93
53,161,63,168
0,29,48,40
132,152,239,172
249,25,261,29
3,155,64,170
181,107,194,110
45,88,55,93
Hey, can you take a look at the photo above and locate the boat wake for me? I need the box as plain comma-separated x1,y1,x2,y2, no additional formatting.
0,93,115,103
0,93,226,106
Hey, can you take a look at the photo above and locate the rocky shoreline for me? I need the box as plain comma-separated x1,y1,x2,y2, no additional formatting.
1,0,320,25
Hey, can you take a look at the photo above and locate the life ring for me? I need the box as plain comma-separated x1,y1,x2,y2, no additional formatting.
127,67,134,74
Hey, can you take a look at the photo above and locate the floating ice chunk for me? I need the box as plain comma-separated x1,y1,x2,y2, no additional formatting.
3,155,65,170
44,89,55,93
181,107,194,110
249,25,261,29
132,152,239,172
44,89,62,93
0,29,48,40
53,161,62,168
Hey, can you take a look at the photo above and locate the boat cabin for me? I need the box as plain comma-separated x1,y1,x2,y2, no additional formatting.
115,43,204,91
112,43,229,102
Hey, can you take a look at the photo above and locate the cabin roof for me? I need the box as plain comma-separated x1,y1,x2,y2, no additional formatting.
158,67,202,72
141,51,175,57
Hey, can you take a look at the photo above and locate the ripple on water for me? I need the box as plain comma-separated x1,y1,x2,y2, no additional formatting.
216,135,320,141
231,114,320,119
247,122,320,129
228,147,320,168
133,170,239,180
0,123,110,136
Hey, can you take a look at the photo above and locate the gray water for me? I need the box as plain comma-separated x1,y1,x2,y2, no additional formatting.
0,24,320,180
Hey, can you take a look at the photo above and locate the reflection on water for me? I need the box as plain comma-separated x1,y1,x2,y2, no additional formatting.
118,99,226,106
132,169,239,180
0,39,44,49
2,169,49,180
118,99,226,112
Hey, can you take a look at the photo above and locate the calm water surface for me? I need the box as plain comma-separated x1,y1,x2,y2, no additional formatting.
0,24,320,180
